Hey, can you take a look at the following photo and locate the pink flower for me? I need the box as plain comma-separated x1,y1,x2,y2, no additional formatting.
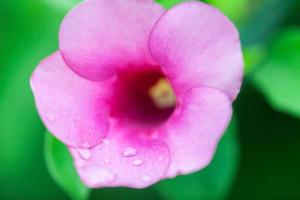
30,0,243,188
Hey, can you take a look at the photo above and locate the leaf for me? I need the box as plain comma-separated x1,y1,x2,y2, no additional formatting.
155,0,185,9
243,44,266,75
252,27,300,118
43,0,81,12
0,0,72,199
239,0,296,46
229,83,300,198
205,0,251,24
45,132,90,200
154,117,239,200
91,187,161,200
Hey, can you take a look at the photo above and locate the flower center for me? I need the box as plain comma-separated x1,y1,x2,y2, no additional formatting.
110,67,176,128
149,78,176,109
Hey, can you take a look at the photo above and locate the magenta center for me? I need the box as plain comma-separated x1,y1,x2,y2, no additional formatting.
110,67,176,128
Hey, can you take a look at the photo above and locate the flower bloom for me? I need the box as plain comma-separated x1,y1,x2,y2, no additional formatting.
30,0,243,188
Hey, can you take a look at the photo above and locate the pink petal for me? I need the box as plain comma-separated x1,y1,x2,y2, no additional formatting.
158,87,232,178
69,122,170,188
59,0,165,81
149,1,243,100
30,52,111,148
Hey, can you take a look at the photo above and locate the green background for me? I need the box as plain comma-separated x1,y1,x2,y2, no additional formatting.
1,0,300,199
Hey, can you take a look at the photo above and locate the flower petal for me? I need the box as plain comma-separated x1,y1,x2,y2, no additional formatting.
149,1,243,100
30,52,110,148
59,0,165,81
69,122,170,188
158,87,232,178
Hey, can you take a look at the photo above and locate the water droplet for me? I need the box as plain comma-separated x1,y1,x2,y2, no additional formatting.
76,148,91,160
122,147,138,157
132,159,143,166
81,166,115,185
141,175,151,182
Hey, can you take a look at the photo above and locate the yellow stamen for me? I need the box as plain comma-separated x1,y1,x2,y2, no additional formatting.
149,78,176,109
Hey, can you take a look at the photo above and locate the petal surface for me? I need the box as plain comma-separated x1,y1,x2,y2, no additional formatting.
149,1,243,100
158,87,232,178
70,122,170,188
59,0,165,81
30,52,110,148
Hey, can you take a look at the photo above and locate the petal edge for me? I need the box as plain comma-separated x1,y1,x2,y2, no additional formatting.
30,52,110,148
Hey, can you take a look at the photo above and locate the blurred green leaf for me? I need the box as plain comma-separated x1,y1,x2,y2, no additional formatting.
243,45,266,75
252,27,300,118
155,0,184,9
229,83,300,199
154,117,239,200
91,187,161,200
205,0,253,24
0,0,74,199
43,0,81,12
45,132,90,200
239,0,296,46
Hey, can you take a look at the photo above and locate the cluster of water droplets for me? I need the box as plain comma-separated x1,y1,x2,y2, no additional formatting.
75,140,117,185
122,147,146,167
74,139,167,185
121,146,155,183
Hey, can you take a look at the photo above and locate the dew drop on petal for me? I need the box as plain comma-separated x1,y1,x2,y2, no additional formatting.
76,148,91,160
122,147,138,157
132,159,143,166
81,166,115,185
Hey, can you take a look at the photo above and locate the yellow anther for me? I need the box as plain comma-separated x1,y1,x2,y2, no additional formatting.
149,78,176,109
